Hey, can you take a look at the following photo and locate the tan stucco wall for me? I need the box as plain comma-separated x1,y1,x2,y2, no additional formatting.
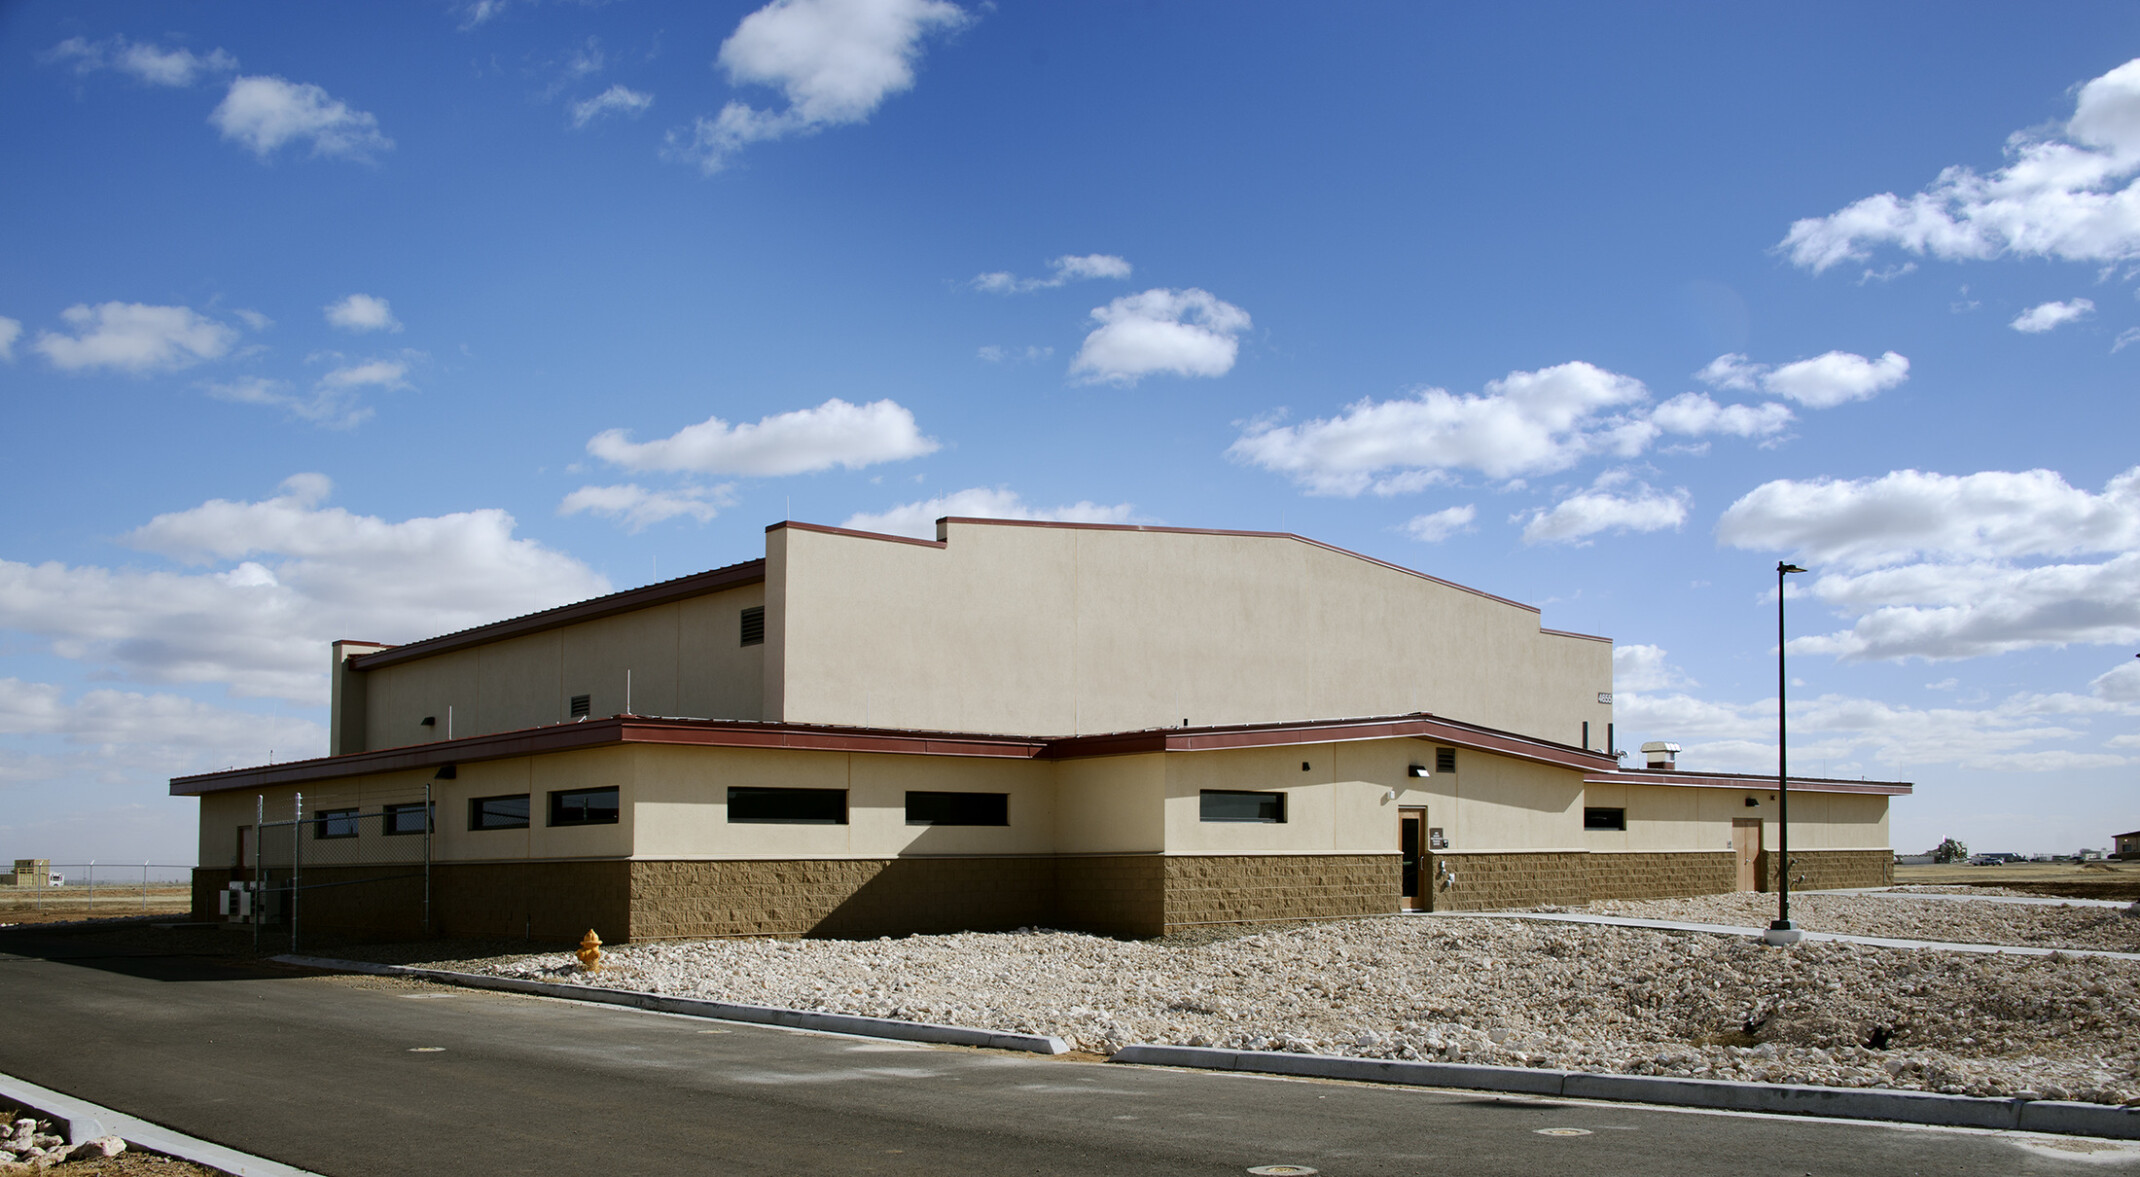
770,522,1612,744
1391,747,1586,852
351,583,764,752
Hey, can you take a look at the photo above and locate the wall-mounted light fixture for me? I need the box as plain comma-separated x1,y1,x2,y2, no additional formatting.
434,765,457,781
420,716,436,727
1407,764,1430,778
1745,796,1759,807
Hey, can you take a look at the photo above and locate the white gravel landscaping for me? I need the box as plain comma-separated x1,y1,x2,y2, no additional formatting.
419,902,2140,1107
1578,891,2140,953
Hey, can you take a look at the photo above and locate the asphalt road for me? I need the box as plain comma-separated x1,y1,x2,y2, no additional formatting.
0,925,2130,1176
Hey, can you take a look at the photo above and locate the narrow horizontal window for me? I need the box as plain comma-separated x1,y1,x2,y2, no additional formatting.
1435,747,1458,774
728,786,845,825
314,808,359,840
1200,789,1285,824
1584,806,1627,831
468,794,530,831
550,786,620,827
569,694,591,719
905,791,1008,827
740,605,765,647
383,802,433,836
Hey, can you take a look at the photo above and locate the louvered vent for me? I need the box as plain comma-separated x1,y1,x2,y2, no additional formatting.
569,694,591,719
740,605,765,647
1435,746,1457,774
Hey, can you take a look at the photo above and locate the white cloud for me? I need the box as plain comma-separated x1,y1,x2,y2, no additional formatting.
319,359,410,391
2094,658,2140,703
1617,687,2132,776
0,317,20,362
572,84,654,128
1401,505,1476,543
1518,478,1690,545
976,344,1053,365
840,486,1137,540
972,254,1132,294
1650,392,1794,438
667,0,970,173
2115,327,2140,352
1695,350,1909,409
1718,466,2140,570
1612,644,1696,692
2009,298,2095,333
1068,287,1251,386
202,376,372,430
1721,466,2140,662
456,0,512,30
211,75,393,161
44,37,237,87
1779,57,2140,272
33,302,240,374
0,475,611,704
587,397,937,476
558,483,736,531
324,294,401,333
1228,362,1650,494
0,678,324,769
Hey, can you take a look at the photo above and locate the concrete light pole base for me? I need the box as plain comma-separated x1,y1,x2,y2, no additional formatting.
1763,920,1805,947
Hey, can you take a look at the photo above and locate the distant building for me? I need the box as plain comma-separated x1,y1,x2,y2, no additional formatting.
172,518,1908,940
2113,830,2140,860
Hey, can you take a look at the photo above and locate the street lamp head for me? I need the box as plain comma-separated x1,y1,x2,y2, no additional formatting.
1778,563,1807,575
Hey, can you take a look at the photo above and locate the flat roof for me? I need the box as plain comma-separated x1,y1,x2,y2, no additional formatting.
166,711,1895,797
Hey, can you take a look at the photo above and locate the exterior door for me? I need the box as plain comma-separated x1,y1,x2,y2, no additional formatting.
1733,818,1762,891
1400,807,1428,910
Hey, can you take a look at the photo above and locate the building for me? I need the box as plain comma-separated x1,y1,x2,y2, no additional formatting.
2114,830,2140,860
173,518,1907,941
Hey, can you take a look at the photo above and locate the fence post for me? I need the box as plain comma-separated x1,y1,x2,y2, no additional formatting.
292,792,303,955
254,795,264,953
142,861,149,913
424,781,434,937
86,860,94,917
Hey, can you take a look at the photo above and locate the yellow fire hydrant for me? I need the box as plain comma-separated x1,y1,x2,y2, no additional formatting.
576,929,603,972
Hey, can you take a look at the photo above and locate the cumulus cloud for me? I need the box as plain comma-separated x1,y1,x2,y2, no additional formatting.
2010,298,2096,333
2094,658,2140,703
973,254,1132,294
1517,476,1690,545
1649,392,1794,439
1401,505,1476,543
1613,644,1696,692
1229,362,1650,495
666,0,970,173
840,486,1138,540
571,84,654,128
33,302,240,374
1779,57,2140,272
44,36,238,87
0,475,611,704
1720,466,2140,661
211,75,393,161
1067,287,1251,386
324,294,401,333
1698,350,1910,410
587,397,937,476
0,317,20,362
558,483,736,531
0,677,325,771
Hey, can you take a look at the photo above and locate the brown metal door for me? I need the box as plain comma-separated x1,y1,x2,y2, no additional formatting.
1400,808,1427,910
1733,819,1762,891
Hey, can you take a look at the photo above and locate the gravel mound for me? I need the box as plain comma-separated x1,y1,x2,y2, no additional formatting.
420,914,2140,1105
1577,892,2140,953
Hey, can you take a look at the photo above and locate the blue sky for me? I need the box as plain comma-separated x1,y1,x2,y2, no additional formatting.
3,1,2137,863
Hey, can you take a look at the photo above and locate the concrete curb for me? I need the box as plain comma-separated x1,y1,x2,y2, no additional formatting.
273,955,1071,1055
0,1069,324,1176
1108,1045,2140,1140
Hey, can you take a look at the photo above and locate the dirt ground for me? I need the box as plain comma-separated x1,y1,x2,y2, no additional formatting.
0,886,192,926
1894,861,2140,901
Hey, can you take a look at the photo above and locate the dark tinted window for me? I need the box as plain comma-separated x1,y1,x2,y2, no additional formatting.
314,808,358,839
1199,790,1286,823
728,786,845,824
905,791,1008,826
469,794,530,831
384,802,433,836
550,787,620,826
1584,807,1627,831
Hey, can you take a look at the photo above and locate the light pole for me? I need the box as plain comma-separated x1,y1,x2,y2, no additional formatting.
1765,561,1808,947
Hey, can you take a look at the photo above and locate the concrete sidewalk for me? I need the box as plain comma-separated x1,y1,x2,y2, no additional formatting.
1424,910,2140,961
1814,887,2134,909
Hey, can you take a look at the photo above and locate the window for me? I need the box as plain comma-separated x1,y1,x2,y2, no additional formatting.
469,794,530,831
1435,746,1457,774
550,787,620,826
314,808,358,840
905,791,1008,826
384,802,433,836
1199,789,1286,823
1584,807,1626,831
569,694,591,719
740,605,765,647
727,786,845,825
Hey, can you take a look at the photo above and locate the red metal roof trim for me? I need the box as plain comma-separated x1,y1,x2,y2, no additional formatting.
1046,712,1621,772
1586,769,1913,796
767,520,947,549
347,559,767,670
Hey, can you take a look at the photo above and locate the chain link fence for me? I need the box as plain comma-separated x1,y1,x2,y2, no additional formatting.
244,786,433,953
0,862,195,921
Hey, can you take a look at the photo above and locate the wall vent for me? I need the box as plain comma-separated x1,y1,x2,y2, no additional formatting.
1435,746,1457,774
569,694,591,719
740,605,765,647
